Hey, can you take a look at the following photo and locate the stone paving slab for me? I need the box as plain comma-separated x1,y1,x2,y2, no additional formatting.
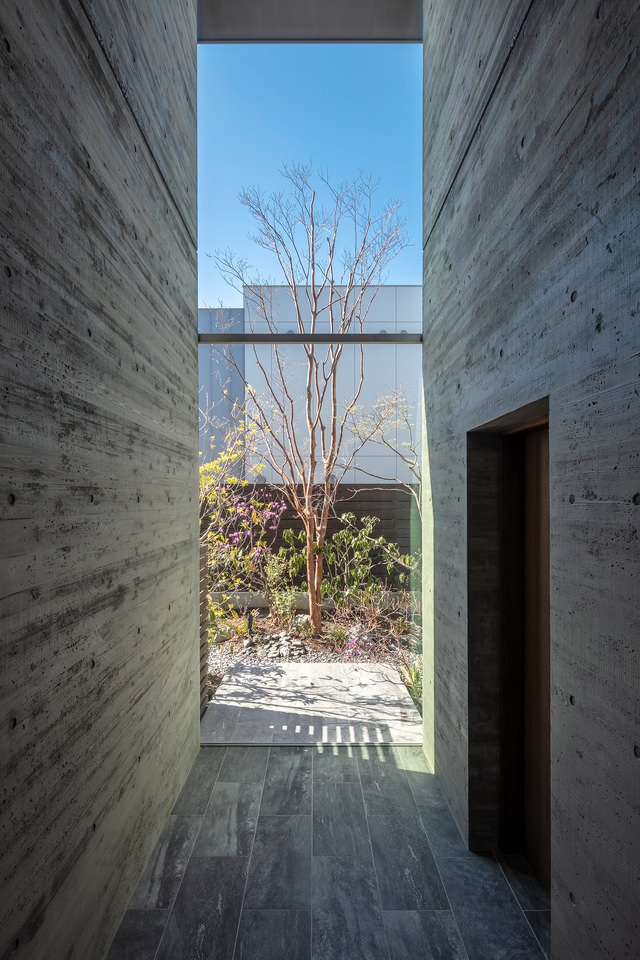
107,746,549,960
200,662,423,745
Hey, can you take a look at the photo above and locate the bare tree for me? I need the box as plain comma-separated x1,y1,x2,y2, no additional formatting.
215,162,408,632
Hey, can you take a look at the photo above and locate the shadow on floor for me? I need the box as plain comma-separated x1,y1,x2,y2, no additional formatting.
107,746,549,960
200,663,424,745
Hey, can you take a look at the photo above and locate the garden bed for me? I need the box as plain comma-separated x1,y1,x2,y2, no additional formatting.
205,609,423,714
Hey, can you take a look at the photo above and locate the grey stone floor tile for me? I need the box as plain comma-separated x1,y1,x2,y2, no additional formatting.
357,745,418,815
349,720,421,744
244,815,312,909
313,781,370,857
438,857,545,960
260,746,312,815
234,909,311,960
368,815,448,910
199,703,244,743
171,747,225,815
312,856,388,960
395,744,432,774
197,780,261,856
311,719,365,743
348,696,417,724
128,815,201,910
108,753,551,960
218,745,270,782
271,713,329,743
227,706,277,741
105,908,168,960
525,911,550,959
406,770,470,858
200,662,424,745
356,743,404,774
313,745,361,781
497,853,550,910
383,910,469,960
155,856,247,960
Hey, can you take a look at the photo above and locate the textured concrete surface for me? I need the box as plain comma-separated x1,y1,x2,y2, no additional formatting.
3,2,638,958
0,2,199,957
197,0,421,42
200,663,424,745
422,2,640,957
107,746,549,960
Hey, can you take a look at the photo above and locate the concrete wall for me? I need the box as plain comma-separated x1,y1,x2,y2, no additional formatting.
422,1,639,958
0,2,199,958
198,0,422,42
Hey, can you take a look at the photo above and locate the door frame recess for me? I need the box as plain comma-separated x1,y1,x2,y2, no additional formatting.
466,398,549,853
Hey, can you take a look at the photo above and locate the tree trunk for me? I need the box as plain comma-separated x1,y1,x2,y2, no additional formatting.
306,527,323,633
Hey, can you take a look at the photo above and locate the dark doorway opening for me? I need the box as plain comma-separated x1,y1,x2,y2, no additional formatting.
500,419,550,889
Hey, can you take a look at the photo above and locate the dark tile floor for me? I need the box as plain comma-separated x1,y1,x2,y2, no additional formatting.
107,745,550,960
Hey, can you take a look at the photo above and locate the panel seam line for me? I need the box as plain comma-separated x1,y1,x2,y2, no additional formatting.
77,0,197,249
423,0,537,251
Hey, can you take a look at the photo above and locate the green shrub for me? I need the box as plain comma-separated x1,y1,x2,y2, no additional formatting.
270,588,298,627
320,513,417,611
399,662,423,714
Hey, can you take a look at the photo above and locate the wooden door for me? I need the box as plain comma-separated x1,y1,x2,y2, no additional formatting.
523,425,550,888
499,421,550,889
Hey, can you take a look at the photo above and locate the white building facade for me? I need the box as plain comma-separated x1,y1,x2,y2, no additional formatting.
199,285,422,485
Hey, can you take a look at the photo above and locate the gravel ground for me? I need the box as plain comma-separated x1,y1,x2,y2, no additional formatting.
206,622,421,698
207,641,415,675
205,610,422,704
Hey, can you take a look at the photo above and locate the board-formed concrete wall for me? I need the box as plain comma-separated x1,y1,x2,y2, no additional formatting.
0,2,199,958
422,1,639,957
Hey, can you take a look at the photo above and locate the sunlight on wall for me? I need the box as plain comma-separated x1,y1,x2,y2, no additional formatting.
420,389,435,768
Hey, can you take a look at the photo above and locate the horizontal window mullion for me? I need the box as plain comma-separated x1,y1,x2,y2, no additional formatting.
198,332,422,345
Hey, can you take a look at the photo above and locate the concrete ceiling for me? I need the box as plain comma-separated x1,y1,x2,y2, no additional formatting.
197,0,422,42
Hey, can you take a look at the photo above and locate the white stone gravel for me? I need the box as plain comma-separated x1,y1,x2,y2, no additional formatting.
207,635,418,677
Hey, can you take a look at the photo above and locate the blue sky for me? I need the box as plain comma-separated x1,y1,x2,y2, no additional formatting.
197,44,422,307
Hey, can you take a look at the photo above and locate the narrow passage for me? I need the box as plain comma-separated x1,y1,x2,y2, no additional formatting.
107,745,549,960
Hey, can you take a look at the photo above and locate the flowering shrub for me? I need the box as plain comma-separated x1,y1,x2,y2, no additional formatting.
200,433,420,646
204,486,286,594
200,428,286,595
